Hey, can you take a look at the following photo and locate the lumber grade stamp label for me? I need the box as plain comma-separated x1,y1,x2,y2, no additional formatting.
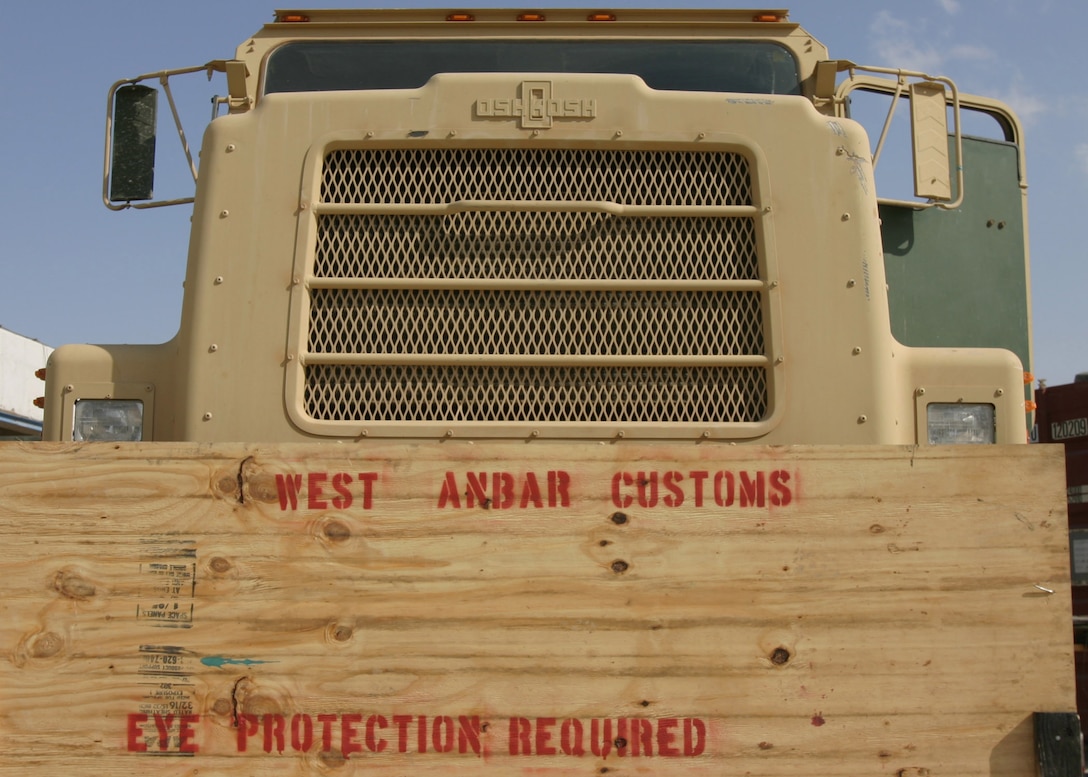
125,711,709,759
137,537,197,628
133,646,199,753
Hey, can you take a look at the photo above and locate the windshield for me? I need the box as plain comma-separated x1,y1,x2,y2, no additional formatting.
265,40,801,95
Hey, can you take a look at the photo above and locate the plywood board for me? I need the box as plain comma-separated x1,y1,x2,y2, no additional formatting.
0,442,1074,775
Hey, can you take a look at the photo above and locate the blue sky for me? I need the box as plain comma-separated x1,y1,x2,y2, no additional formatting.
2,1,1085,386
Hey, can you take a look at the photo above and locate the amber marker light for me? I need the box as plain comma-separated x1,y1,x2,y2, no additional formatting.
35,368,46,381
517,12,546,21
447,13,475,21
275,12,310,22
587,12,617,21
753,13,786,22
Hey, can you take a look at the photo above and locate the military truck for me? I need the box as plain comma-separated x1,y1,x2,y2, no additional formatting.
2,8,1078,776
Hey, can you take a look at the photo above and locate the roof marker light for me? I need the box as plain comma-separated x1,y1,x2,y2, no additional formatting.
447,13,475,22
276,13,310,23
587,12,617,22
753,13,785,22
517,12,546,21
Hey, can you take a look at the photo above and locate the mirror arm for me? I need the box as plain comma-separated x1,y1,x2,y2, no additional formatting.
159,75,198,184
103,61,244,210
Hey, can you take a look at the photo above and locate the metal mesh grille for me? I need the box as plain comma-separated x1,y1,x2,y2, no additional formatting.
321,148,753,205
314,213,759,281
309,289,764,357
307,365,766,424
300,147,769,429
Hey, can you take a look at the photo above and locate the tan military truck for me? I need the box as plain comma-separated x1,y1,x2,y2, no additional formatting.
1,8,1078,776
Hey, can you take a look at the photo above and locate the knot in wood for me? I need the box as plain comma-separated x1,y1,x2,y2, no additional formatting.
771,647,791,665
319,750,347,768
216,475,239,497
31,631,64,658
323,520,351,543
245,473,282,504
53,569,96,600
329,623,354,643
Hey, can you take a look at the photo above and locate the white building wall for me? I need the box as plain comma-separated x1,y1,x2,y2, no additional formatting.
0,327,53,424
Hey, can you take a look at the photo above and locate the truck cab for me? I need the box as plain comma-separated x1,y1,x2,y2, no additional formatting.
43,9,1031,446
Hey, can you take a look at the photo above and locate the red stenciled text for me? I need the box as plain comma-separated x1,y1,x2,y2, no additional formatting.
274,472,379,511
508,717,706,758
125,713,711,759
127,713,200,753
437,471,571,509
236,713,482,757
611,469,793,510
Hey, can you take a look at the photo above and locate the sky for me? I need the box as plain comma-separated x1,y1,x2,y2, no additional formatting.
1,0,1085,387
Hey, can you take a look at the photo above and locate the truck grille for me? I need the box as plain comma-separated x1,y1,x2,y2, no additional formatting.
299,147,770,433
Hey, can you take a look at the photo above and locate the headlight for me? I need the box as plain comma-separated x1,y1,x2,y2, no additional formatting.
926,403,995,445
73,399,144,441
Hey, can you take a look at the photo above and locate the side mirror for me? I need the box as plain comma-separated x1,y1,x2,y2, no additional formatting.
909,81,952,202
108,84,157,202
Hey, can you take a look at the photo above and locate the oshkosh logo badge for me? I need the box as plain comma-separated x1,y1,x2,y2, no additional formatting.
475,81,597,129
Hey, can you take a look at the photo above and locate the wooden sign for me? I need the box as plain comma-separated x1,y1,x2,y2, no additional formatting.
0,442,1074,775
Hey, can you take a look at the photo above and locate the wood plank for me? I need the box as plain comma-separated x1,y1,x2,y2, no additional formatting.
0,442,1074,775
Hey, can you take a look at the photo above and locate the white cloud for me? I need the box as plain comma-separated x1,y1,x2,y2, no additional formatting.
868,6,1003,76
1075,145,1088,177
869,11,946,74
993,77,1047,126
948,44,995,63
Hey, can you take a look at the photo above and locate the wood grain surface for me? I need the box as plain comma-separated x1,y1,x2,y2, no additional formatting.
0,442,1074,776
